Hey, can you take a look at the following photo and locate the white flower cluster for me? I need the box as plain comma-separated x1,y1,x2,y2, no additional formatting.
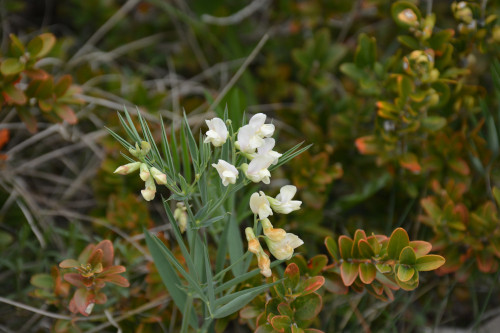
204,113,303,277
206,113,281,186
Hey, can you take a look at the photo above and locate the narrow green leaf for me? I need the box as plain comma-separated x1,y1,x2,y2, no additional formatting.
144,230,197,328
203,243,215,309
180,123,192,183
227,215,244,276
213,280,281,319
183,111,200,167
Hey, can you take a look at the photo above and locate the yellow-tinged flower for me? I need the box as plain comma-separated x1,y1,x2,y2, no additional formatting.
265,232,304,261
245,227,272,277
260,218,286,242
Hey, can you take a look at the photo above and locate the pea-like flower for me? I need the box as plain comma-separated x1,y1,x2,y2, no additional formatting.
249,113,274,138
249,192,273,220
204,117,228,147
265,232,304,261
242,155,274,184
212,159,238,186
236,124,264,154
267,185,302,214
235,113,275,154
249,138,281,165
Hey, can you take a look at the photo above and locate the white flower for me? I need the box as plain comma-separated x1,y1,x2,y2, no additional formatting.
265,232,304,260
114,162,141,175
204,117,228,147
141,177,156,201
268,185,302,214
255,138,281,165
250,192,273,220
249,113,274,138
236,124,264,154
242,155,274,184
212,159,238,186
150,167,167,185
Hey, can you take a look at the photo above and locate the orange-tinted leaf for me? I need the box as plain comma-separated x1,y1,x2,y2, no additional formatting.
34,33,56,58
358,239,375,258
59,259,80,269
87,249,103,267
17,108,38,133
94,240,114,267
400,153,421,173
54,105,78,124
100,265,126,276
355,135,378,155
0,129,9,150
271,315,291,332
72,288,94,316
338,235,353,259
300,276,325,295
63,273,85,288
409,240,432,257
3,84,26,105
448,158,470,176
54,75,73,97
99,274,129,287
284,263,300,291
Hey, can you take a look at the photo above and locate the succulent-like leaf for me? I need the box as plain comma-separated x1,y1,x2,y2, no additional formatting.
338,236,353,259
387,228,410,260
340,262,359,286
397,265,415,282
292,293,322,321
399,246,417,265
325,236,340,262
359,263,376,284
284,263,300,291
415,255,446,271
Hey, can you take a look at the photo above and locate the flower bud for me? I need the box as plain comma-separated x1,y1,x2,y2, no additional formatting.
174,203,188,233
261,218,286,242
245,228,261,254
141,177,156,201
257,252,272,277
114,162,141,175
150,167,167,185
139,163,150,181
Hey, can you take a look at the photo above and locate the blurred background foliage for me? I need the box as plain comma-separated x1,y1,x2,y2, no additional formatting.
1,0,500,331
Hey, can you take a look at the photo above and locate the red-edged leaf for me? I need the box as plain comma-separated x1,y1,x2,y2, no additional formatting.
284,263,300,291
340,262,359,286
94,240,114,267
3,84,26,105
299,276,325,295
59,259,80,269
100,265,126,276
277,303,293,317
54,75,73,97
358,239,375,258
17,108,38,133
0,129,10,150
400,153,421,173
271,315,292,332
409,240,432,257
54,105,78,124
72,288,94,316
99,274,129,287
307,255,328,275
293,293,322,321
387,228,410,260
415,255,446,271
355,135,378,155
352,229,367,258
63,273,85,288
87,248,103,267
325,236,340,262
359,263,376,284
34,33,56,58
338,236,353,259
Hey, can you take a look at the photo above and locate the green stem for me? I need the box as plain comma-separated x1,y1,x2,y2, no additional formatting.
213,251,251,282
180,294,193,333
